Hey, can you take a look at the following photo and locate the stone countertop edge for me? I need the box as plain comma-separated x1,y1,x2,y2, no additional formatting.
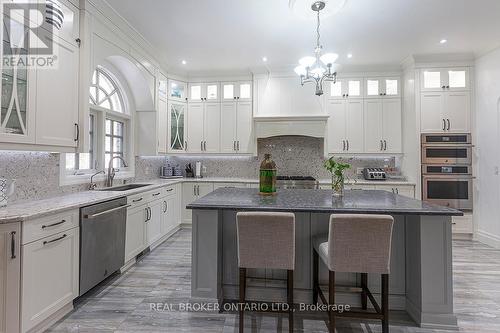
0,177,417,224
186,188,463,217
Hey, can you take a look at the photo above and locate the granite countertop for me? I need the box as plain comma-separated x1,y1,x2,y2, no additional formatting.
187,188,462,216
0,179,184,224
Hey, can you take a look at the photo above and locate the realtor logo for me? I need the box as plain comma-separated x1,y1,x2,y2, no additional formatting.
2,0,63,68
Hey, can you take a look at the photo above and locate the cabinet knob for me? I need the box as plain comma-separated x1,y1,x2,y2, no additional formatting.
346,94,349,97
234,96,237,100
379,93,383,96
442,85,446,89
446,85,450,89
383,93,387,96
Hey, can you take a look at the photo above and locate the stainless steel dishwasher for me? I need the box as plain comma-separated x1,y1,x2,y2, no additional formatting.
79,197,129,296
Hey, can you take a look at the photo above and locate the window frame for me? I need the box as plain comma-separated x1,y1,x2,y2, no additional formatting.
60,67,134,186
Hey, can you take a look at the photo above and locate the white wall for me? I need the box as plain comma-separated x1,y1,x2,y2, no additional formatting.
475,47,500,247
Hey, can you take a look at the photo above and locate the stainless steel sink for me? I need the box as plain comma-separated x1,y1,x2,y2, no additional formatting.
97,184,152,192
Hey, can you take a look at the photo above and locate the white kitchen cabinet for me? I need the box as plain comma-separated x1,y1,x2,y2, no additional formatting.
168,79,188,102
327,99,364,153
365,77,400,98
364,99,402,153
35,30,79,148
221,81,252,102
161,195,177,235
188,82,220,103
146,198,163,247
125,204,148,262
452,213,473,234
187,102,221,153
327,78,363,99
182,182,214,224
420,91,470,133
156,74,168,154
21,227,79,333
220,101,253,153
421,67,469,92
169,101,187,152
0,223,20,333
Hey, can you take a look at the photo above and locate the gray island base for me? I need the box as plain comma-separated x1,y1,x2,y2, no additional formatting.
187,188,462,329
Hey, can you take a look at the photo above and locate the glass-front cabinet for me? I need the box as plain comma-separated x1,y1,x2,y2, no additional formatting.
365,77,400,98
221,81,252,101
168,79,187,102
188,82,220,102
169,101,187,152
327,78,363,99
0,14,35,144
421,68,469,92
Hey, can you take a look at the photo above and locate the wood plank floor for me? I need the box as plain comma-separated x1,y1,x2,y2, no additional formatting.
47,230,500,332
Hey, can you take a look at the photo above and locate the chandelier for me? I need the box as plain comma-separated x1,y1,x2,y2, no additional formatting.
294,1,339,96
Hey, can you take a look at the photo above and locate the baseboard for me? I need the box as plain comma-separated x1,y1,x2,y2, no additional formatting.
476,229,500,249
26,302,73,333
180,223,192,229
452,233,473,240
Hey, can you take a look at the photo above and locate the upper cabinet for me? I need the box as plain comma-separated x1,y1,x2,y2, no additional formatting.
169,101,187,152
188,82,220,103
365,77,400,98
326,78,363,100
221,81,252,102
421,68,469,92
168,79,187,102
0,0,80,150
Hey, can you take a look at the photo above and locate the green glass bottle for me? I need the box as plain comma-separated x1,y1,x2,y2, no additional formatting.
259,154,277,195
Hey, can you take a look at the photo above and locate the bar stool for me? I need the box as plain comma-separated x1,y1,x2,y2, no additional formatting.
236,212,295,333
312,214,394,333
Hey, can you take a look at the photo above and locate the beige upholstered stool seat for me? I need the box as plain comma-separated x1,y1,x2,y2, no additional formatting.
236,211,296,333
312,214,394,333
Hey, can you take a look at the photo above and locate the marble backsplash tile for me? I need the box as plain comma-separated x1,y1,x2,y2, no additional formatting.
168,136,397,180
0,136,398,204
0,153,166,204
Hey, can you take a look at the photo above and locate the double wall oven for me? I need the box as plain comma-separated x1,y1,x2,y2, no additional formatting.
421,134,473,211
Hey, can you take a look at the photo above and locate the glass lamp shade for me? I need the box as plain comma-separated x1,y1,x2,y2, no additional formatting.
310,66,326,78
299,56,316,67
294,65,307,76
320,53,339,65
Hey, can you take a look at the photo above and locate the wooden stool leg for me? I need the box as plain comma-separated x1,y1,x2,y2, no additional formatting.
360,273,368,310
381,274,389,333
313,249,319,304
328,270,335,333
287,270,294,333
239,268,246,333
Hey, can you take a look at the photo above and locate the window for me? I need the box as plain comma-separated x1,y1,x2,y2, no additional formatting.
61,66,133,185
105,118,125,168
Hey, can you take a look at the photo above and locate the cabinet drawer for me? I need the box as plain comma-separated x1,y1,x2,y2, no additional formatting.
23,210,79,245
149,189,164,200
163,185,177,197
128,192,150,208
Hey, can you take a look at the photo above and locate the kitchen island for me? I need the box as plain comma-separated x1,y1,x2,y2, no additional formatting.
187,188,462,329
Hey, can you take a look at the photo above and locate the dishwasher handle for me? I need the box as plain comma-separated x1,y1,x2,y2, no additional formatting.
83,204,131,219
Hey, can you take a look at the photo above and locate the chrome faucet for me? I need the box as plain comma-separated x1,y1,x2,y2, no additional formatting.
89,170,105,190
106,156,128,188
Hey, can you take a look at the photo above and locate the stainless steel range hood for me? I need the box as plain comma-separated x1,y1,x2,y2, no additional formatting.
253,115,329,138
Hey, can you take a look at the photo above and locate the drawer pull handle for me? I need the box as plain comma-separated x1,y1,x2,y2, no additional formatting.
84,205,131,219
10,231,16,259
153,192,161,196
166,188,174,192
42,219,66,229
133,198,143,203
43,234,67,245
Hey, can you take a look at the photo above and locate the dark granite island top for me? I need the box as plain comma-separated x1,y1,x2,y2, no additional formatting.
187,188,463,216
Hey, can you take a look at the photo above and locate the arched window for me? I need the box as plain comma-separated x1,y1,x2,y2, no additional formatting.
89,67,125,113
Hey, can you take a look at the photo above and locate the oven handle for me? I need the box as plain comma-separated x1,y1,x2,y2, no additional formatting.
421,143,473,148
422,175,474,179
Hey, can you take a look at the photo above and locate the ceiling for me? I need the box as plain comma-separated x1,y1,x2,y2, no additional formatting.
106,0,500,76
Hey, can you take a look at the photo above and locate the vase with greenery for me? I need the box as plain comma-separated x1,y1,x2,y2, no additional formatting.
324,157,351,197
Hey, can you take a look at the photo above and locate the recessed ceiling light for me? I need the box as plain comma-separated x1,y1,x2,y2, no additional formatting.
262,56,268,62
440,39,447,44
347,53,353,58
181,60,187,65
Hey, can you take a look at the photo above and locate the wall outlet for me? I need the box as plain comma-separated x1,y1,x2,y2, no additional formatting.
356,167,364,175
